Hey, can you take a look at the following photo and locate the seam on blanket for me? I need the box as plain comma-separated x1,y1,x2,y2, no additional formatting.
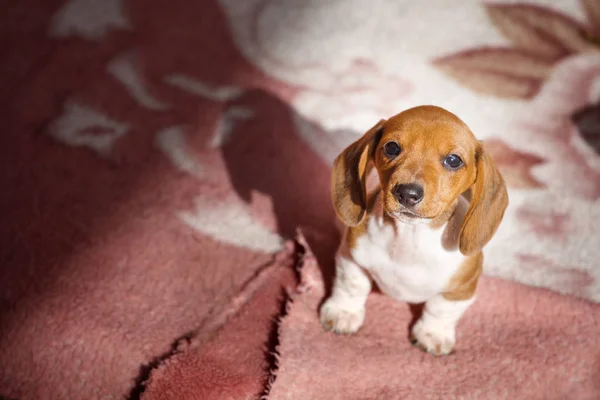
127,243,296,400
261,237,308,399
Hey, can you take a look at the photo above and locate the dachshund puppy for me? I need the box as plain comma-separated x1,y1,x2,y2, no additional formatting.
320,105,508,356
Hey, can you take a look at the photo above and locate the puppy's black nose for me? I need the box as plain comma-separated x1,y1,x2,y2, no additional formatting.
394,183,424,207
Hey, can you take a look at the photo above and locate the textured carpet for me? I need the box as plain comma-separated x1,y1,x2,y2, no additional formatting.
265,235,600,400
140,246,297,400
1,0,599,399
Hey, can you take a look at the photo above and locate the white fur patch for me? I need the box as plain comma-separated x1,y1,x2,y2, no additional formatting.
412,295,475,355
350,197,467,304
320,254,372,334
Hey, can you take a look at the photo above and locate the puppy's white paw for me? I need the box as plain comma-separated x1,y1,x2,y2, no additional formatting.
411,318,456,356
319,299,365,334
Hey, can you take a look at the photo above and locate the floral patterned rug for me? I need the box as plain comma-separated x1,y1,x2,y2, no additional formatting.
1,0,599,398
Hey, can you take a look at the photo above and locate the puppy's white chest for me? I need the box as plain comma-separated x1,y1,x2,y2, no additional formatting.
350,216,464,304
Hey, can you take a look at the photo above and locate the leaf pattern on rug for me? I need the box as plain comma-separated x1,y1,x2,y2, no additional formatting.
433,48,554,99
516,207,570,240
484,139,545,189
486,3,593,58
434,1,600,99
515,254,594,299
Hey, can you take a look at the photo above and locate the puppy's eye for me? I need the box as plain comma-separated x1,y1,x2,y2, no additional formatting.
443,154,464,170
383,142,401,158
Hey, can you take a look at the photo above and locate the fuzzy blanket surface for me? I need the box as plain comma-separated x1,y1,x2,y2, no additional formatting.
266,236,600,400
1,0,599,399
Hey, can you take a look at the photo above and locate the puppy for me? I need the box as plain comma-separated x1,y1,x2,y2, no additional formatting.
320,105,508,356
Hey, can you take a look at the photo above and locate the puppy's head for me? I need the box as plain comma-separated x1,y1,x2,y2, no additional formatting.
332,105,508,255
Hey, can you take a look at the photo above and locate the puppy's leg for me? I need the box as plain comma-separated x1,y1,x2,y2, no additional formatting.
320,253,371,334
411,294,474,356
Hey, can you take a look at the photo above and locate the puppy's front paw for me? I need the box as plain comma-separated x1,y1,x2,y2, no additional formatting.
410,318,455,356
319,299,365,334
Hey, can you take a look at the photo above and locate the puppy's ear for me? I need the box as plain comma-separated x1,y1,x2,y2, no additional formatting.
331,119,386,227
459,142,509,255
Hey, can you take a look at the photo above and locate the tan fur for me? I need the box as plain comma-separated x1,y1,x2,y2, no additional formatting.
346,188,381,249
443,252,483,301
459,146,509,256
373,107,478,221
331,119,386,227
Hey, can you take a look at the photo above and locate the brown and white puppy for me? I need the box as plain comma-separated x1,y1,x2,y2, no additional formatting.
320,105,508,356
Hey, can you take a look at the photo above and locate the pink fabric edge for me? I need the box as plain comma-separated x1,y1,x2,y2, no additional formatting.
140,242,299,400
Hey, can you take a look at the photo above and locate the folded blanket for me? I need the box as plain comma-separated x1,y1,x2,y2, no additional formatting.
142,248,297,400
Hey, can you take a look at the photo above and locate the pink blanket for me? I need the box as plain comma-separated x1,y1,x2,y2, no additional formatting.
2,0,600,398
266,236,600,400
141,248,297,400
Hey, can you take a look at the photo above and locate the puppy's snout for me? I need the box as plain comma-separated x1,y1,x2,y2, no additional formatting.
394,183,424,207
